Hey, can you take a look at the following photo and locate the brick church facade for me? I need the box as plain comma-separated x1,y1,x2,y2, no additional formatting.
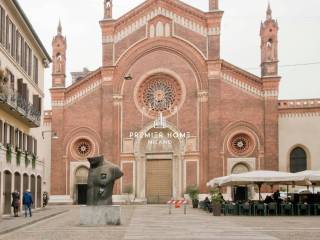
48,0,320,203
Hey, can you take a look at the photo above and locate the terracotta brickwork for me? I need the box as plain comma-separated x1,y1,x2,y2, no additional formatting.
49,0,303,199
186,161,198,187
122,162,134,192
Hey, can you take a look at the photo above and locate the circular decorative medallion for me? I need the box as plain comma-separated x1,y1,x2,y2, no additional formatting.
74,139,92,158
229,133,253,156
137,74,182,117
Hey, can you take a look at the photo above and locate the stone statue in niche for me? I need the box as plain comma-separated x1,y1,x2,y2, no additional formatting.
87,156,123,205
104,0,112,19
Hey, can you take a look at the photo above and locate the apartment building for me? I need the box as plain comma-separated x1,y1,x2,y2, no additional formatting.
0,0,51,215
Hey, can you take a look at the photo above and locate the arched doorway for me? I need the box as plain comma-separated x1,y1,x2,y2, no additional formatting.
23,173,29,192
4,170,12,214
30,175,36,209
231,163,250,202
290,147,307,173
74,167,89,205
14,172,21,194
37,176,42,208
135,123,185,204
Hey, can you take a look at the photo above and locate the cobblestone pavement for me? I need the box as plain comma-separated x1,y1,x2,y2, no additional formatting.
0,206,69,235
1,205,320,240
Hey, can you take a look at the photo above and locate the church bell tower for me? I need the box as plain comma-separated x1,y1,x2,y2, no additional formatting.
209,0,219,11
52,21,67,88
260,3,279,77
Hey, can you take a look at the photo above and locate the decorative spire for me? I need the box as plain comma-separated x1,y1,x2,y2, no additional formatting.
57,20,62,35
104,0,112,19
266,2,272,20
209,0,219,11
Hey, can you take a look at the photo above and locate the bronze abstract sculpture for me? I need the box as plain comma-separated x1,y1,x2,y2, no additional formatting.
87,156,123,205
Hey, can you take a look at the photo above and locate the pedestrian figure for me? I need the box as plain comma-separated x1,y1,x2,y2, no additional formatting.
23,189,33,217
43,192,49,207
11,190,20,217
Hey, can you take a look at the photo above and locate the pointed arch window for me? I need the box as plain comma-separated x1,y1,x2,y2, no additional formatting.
290,147,307,173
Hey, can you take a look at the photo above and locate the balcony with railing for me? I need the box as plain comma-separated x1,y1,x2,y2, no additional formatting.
0,84,41,127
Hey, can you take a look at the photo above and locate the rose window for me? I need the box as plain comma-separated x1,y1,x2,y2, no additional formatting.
230,134,253,155
74,139,92,158
137,74,182,117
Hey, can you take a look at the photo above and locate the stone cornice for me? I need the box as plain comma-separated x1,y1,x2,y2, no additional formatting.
278,99,320,110
278,99,320,117
279,111,320,118
114,0,208,29
221,73,278,99
221,60,261,84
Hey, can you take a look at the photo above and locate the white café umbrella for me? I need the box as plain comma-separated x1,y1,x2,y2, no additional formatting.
293,171,320,189
206,175,229,188
207,170,297,200
218,171,297,186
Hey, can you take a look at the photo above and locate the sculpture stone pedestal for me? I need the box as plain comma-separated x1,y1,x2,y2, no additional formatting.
80,205,121,225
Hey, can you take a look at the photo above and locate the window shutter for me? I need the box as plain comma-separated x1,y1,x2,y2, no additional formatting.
17,78,23,95
24,42,28,72
28,47,32,76
9,71,14,91
38,96,42,112
34,138,37,156
33,56,38,84
26,86,29,104
21,37,24,68
19,131,22,149
11,23,16,57
15,30,19,62
22,83,27,100
3,123,7,145
0,7,5,44
5,15,9,50
22,133,26,151
0,120,2,143
33,95,38,112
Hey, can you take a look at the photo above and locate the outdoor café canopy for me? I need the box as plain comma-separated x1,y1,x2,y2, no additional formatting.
207,170,298,188
293,170,320,186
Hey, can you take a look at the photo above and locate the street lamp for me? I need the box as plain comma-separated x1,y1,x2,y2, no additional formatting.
42,130,59,140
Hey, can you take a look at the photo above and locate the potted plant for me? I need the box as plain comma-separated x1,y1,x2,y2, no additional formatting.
6,143,12,163
210,188,223,216
186,185,200,208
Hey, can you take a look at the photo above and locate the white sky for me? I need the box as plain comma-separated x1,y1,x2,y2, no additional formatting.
18,0,320,110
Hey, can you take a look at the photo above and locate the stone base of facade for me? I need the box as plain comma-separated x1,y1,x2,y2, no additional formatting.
112,195,147,205
49,195,73,205
80,205,121,225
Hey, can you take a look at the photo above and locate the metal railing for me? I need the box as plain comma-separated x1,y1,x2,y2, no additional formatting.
0,84,41,125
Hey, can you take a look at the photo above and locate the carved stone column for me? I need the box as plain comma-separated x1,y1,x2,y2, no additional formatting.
198,90,209,192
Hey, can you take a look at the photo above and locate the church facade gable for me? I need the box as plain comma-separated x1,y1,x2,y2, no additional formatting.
48,1,319,204
101,0,223,66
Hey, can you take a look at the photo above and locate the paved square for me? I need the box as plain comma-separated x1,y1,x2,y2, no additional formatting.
1,205,320,240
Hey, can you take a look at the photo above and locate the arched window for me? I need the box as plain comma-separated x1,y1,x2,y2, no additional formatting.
290,147,307,173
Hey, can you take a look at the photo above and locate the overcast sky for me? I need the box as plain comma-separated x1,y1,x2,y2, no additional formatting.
18,0,320,110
